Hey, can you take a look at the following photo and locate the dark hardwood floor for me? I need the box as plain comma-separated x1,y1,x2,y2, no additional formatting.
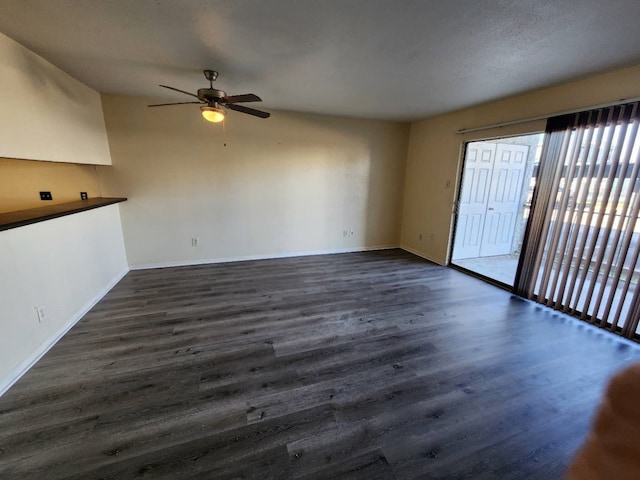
1,249,639,479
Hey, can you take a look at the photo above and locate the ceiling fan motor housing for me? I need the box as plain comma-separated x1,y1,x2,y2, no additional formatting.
198,88,227,104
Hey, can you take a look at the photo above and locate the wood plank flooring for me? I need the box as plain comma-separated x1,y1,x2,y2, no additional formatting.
1,249,639,479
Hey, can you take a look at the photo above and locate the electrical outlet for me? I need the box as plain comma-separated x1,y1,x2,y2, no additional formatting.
80,192,88,200
40,191,53,201
191,237,199,247
35,306,46,323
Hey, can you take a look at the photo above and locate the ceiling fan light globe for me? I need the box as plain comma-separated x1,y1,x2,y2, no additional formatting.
200,106,225,123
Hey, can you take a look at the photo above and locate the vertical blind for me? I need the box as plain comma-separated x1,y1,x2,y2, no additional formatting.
515,102,640,339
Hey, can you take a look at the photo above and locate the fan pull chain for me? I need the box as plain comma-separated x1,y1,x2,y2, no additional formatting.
222,119,227,147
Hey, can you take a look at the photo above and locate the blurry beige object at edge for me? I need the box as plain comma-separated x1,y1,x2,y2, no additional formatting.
565,362,640,479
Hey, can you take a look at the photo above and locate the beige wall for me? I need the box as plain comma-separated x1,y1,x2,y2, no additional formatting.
0,32,111,165
0,158,102,213
401,64,640,265
99,94,409,268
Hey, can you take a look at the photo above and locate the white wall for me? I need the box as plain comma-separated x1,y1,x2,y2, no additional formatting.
100,95,409,268
0,205,128,393
401,64,640,265
0,36,128,394
0,32,111,165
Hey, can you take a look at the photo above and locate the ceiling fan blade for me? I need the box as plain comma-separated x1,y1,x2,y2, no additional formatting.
147,101,203,107
227,103,270,119
223,93,262,103
159,84,201,99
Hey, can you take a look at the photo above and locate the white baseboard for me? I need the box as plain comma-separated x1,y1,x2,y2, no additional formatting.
0,266,130,397
130,245,398,270
400,245,446,266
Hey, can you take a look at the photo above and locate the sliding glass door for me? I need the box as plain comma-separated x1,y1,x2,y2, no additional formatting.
451,102,640,341
451,135,542,285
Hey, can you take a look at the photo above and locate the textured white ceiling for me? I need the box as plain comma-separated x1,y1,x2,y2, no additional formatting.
2,0,640,121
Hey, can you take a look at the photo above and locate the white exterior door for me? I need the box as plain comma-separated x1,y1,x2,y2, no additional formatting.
452,142,496,260
479,144,528,256
453,142,529,260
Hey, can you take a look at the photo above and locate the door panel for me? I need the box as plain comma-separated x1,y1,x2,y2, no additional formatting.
479,144,528,257
453,142,496,260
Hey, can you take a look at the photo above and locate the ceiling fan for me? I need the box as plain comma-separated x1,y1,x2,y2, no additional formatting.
148,70,270,122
